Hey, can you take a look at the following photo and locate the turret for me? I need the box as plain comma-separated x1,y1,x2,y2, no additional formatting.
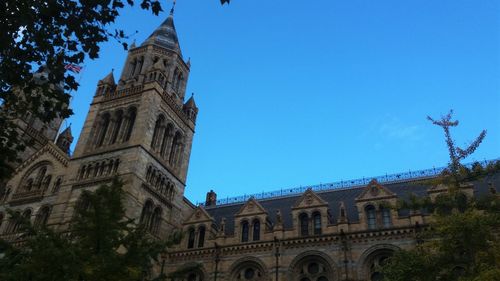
56,126,73,155
96,70,116,96
183,94,198,123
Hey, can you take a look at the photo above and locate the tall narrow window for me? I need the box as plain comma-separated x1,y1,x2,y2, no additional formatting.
110,110,123,144
140,200,153,227
169,132,182,165
96,114,110,147
313,212,322,235
150,207,162,234
124,108,136,141
252,219,260,241
381,207,391,228
198,225,206,248
241,221,249,242
299,213,309,236
187,228,195,249
34,206,51,228
151,116,165,149
52,178,62,193
366,205,377,230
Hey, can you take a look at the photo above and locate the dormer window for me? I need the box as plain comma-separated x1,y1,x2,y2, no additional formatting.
252,219,260,241
299,213,309,236
187,228,195,249
198,225,206,248
241,221,249,242
381,206,392,228
366,205,377,230
312,212,322,235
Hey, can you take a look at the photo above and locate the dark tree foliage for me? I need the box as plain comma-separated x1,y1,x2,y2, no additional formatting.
0,0,164,182
0,178,179,281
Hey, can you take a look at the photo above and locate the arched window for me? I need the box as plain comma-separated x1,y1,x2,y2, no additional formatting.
381,207,391,228
15,209,32,233
252,219,260,241
34,206,51,227
41,175,52,191
151,115,165,150
187,228,195,249
129,58,137,77
137,57,144,75
169,132,183,165
241,221,249,242
150,207,162,234
96,113,110,147
124,108,136,141
79,166,86,179
74,194,92,219
366,205,377,230
313,212,322,235
35,167,47,188
299,213,309,236
110,110,123,144
140,200,154,227
160,124,173,158
52,177,62,193
24,179,34,192
198,225,206,248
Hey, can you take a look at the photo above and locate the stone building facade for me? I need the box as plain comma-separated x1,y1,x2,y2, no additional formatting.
0,10,498,281
0,10,197,247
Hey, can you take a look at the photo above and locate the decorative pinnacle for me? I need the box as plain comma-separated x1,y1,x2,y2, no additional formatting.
170,0,176,15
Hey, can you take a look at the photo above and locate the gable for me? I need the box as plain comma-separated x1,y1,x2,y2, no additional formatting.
356,179,397,202
292,188,328,210
184,206,214,224
13,142,70,177
234,197,267,217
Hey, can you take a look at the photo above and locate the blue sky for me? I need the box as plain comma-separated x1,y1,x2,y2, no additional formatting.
67,0,500,204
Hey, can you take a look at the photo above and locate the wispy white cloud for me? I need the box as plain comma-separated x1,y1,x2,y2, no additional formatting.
379,116,423,142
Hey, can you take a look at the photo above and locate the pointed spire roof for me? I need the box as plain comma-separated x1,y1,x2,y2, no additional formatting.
141,10,182,56
98,70,115,85
59,126,73,139
183,94,197,109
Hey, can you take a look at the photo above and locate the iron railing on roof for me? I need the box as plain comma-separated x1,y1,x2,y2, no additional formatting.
200,159,498,207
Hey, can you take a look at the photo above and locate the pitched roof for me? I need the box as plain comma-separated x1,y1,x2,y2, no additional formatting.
141,12,182,56
183,95,197,109
58,126,73,140
205,174,500,235
98,71,115,85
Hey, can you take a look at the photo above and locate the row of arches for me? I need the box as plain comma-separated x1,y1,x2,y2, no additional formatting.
127,55,185,95
91,107,137,148
145,165,176,200
175,247,397,281
78,158,120,180
139,200,163,235
20,165,52,193
150,114,185,168
0,205,51,234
